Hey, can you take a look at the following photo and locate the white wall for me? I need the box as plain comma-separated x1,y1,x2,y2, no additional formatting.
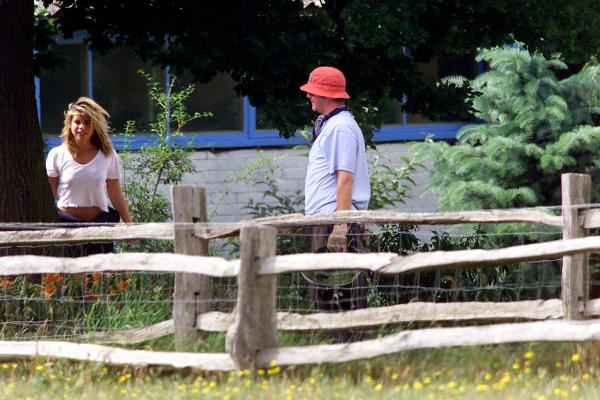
180,143,437,223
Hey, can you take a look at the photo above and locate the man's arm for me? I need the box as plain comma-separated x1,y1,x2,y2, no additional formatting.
335,170,353,211
327,170,353,252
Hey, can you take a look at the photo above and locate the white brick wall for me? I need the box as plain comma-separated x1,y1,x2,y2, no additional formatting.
139,143,436,222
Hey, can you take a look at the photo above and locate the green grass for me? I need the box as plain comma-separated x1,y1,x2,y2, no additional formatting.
2,341,600,399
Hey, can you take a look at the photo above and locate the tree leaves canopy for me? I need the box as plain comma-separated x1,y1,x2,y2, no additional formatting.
38,0,600,143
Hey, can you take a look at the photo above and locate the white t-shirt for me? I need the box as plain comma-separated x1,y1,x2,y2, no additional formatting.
46,144,122,212
304,111,370,215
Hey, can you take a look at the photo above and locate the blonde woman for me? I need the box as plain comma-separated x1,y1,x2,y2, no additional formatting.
46,97,133,236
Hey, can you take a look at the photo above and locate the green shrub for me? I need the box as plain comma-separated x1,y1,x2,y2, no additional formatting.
415,47,600,211
120,70,211,253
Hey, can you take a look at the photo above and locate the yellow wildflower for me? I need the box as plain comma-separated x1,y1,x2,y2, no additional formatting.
571,354,581,363
553,388,568,398
582,372,590,380
476,384,489,392
571,384,579,392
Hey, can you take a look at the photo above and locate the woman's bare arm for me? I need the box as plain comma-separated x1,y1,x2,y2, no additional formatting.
106,179,133,223
48,176,58,201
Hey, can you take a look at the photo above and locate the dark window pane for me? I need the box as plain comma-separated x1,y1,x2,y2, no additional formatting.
178,73,243,132
383,98,405,125
40,44,88,135
92,47,164,133
405,54,477,124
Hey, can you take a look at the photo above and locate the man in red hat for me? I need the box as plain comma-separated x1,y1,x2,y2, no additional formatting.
300,66,371,314
300,66,370,253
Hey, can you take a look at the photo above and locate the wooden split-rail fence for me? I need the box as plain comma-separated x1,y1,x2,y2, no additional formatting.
3,174,600,370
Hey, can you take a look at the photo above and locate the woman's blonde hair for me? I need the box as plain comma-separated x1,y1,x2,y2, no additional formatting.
60,97,113,155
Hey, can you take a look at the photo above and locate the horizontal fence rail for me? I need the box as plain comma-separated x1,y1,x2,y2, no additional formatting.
195,209,563,238
3,235,600,277
0,341,235,370
257,320,600,367
0,208,561,245
14,297,600,346
77,320,175,345
6,319,600,370
0,253,239,277
580,208,600,229
196,299,600,332
0,223,174,245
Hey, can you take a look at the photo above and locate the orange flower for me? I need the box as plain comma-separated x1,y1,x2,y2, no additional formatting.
91,272,103,284
42,273,62,298
116,279,131,291
45,273,62,283
0,278,12,288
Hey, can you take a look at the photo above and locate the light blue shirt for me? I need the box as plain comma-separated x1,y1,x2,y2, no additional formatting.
304,111,370,215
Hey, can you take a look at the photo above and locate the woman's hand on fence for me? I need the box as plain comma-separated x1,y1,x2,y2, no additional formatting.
327,224,348,252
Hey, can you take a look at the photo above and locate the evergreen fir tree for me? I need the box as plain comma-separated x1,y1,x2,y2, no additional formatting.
416,47,600,210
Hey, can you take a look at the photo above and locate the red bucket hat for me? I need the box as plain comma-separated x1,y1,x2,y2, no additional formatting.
300,66,350,99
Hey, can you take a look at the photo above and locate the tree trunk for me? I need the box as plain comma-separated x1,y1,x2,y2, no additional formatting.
0,0,57,223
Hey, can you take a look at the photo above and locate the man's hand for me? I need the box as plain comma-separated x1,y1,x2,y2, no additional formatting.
327,223,348,252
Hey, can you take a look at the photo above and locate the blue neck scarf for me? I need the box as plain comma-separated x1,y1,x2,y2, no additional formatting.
311,106,349,144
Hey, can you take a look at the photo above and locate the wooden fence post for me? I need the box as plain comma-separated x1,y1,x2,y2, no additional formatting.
561,173,591,320
226,224,278,370
172,185,211,350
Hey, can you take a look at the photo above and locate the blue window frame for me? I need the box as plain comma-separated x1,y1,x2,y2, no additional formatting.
39,34,472,151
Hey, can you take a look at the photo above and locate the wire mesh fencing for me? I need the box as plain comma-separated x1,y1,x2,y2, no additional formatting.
0,220,583,343
0,241,174,341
